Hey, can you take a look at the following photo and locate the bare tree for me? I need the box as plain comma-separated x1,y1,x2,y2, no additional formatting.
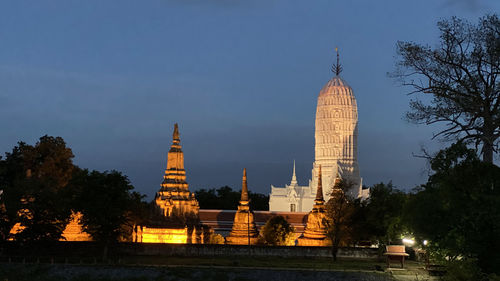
393,15,500,163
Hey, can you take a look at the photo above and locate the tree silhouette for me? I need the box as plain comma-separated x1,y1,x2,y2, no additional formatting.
0,136,75,241
393,15,500,163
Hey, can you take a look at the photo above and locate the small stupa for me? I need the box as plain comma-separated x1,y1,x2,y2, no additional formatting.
297,165,332,246
61,212,92,241
225,168,259,245
155,123,199,218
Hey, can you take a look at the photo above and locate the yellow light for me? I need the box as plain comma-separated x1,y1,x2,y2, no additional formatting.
402,238,415,246
137,226,189,244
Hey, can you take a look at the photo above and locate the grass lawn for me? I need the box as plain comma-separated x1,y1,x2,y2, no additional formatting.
0,256,437,281
119,256,438,280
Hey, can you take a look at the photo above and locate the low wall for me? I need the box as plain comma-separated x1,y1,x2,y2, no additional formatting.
123,243,378,259
0,242,379,260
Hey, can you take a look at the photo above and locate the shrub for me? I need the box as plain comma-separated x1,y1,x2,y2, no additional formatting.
260,216,295,246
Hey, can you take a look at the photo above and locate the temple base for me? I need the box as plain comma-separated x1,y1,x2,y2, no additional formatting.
225,235,259,245
297,236,332,246
225,208,259,245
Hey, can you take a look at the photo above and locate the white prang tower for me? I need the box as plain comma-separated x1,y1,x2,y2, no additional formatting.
309,48,363,198
269,49,368,213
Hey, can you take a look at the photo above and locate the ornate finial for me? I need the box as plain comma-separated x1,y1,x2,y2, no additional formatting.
331,47,343,76
241,168,249,203
173,123,180,142
315,165,324,203
290,160,298,186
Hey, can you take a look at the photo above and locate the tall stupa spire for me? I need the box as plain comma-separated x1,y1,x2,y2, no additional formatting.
315,165,324,204
290,160,298,186
240,168,249,204
173,123,180,143
226,168,259,245
298,164,330,246
166,123,185,172
313,49,362,200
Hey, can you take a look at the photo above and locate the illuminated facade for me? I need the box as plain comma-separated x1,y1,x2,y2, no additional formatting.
270,61,369,213
134,226,188,243
133,226,204,244
225,169,259,245
155,124,200,217
297,166,331,246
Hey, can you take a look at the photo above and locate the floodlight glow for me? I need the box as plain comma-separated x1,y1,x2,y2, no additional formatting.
423,240,428,246
402,238,415,246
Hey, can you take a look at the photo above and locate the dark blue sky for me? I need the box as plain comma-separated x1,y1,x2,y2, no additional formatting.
1,0,498,198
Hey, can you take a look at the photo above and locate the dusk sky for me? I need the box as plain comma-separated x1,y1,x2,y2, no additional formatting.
1,0,499,198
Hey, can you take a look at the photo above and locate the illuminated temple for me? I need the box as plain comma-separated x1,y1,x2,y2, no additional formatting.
225,169,259,245
270,53,369,213
134,123,203,244
155,123,200,217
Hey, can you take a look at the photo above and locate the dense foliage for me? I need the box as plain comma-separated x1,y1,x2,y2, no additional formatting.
351,182,407,246
195,186,269,210
0,136,148,243
259,215,295,246
0,136,75,241
404,143,500,275
71,169,146,243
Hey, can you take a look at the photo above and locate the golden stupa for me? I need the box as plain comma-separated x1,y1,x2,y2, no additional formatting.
297,165,331,246
225,168,259,245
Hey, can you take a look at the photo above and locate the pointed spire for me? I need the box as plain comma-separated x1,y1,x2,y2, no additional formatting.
165,123,186,184
331,47,343,76
290,160,298,186
315,165,324,204
240,168,249,203
173,123,180,144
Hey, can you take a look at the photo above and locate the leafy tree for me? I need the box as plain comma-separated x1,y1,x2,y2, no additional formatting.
351,182,407,246
404,142,500,274
324,179,357,261
259,215,295,246
195,186,269,210
72,169,146,244
248,191,269,211
393,15,500,163
0,146,25,240
0,136,75,241
195,186,239,210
